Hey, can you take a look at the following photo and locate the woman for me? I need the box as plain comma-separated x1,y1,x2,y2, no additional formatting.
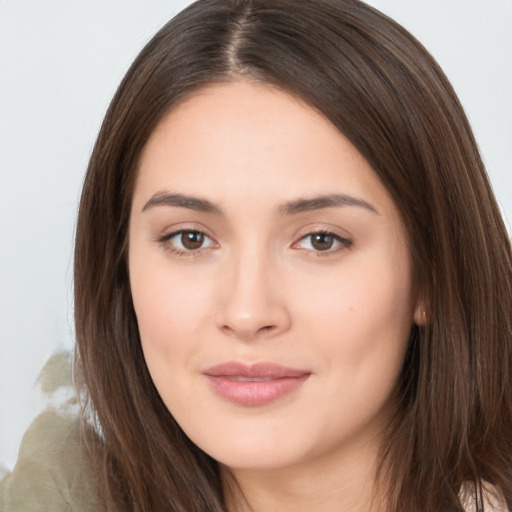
2,0,511,510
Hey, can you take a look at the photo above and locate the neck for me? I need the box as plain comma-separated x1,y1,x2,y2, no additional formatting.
222,440,386,512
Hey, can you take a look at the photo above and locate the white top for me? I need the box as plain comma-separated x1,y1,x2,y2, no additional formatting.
460,481,509,512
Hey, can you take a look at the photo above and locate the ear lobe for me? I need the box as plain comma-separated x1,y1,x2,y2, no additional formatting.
413,302,428,326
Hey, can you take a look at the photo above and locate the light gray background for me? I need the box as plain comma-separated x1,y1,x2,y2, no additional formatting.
1,0,511,472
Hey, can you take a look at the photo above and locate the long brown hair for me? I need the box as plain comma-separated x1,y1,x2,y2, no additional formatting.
74,1,512,510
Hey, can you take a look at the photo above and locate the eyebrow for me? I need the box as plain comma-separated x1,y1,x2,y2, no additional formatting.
279,194,379,215
142,192,223,214
142,191,378,216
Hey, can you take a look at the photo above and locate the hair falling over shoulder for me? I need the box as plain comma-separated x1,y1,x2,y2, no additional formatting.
73,1,512,510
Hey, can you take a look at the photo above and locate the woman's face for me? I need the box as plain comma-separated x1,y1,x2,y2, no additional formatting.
129,81,421,473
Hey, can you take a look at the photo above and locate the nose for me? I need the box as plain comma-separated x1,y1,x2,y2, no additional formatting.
215,249,291,341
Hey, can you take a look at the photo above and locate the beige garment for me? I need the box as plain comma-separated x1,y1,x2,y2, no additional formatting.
0,410,104,511
0,351,104,511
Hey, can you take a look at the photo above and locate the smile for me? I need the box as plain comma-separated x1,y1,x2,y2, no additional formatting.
226,376,276,382
203,361,311,406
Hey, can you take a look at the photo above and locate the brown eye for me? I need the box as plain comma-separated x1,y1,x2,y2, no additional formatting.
293,231,352,254
159,229,215,255
181,231,205,250
311,233,335,251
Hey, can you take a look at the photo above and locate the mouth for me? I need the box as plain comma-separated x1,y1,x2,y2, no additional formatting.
203,361,311,406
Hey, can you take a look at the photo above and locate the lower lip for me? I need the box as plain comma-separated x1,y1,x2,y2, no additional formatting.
205,375,310,406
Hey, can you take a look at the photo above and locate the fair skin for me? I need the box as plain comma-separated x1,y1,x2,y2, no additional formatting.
128,80,422,512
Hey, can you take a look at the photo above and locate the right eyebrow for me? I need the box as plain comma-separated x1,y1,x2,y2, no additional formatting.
141,192,223,215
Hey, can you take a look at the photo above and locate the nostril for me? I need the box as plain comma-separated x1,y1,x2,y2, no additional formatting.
220,325,234,335
219,323,277,341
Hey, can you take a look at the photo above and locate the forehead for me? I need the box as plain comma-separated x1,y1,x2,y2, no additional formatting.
133,80,396,219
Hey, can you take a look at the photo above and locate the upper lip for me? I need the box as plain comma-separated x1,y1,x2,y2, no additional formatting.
203,361,310,379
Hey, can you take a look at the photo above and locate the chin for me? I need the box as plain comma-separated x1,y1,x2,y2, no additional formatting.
185,423,309,470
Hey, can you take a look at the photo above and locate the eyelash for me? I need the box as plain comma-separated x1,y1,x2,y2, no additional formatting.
293,230,353,256
156,229,353,257
157,229,216,258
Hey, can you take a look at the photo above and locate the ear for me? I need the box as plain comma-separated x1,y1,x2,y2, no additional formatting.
413,300,428,326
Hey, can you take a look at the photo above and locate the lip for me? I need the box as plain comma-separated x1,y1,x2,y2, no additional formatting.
203,361,311,406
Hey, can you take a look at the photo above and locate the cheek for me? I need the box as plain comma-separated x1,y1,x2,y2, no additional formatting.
129,251,214,374
303,251,411,317
294,247,414,371
129,260,218,419
294,253,413,434
133,277,206,341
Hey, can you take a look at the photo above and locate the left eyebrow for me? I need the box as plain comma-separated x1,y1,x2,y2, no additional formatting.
279,194,379,215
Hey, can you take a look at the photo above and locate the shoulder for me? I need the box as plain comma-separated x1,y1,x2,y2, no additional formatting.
0,410,105,512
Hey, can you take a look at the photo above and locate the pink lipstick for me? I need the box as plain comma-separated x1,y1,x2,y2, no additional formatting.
203,361,311,406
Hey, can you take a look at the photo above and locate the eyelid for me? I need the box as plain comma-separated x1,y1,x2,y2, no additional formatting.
291,226,353,254
155,224,219,256
153,223,352,257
